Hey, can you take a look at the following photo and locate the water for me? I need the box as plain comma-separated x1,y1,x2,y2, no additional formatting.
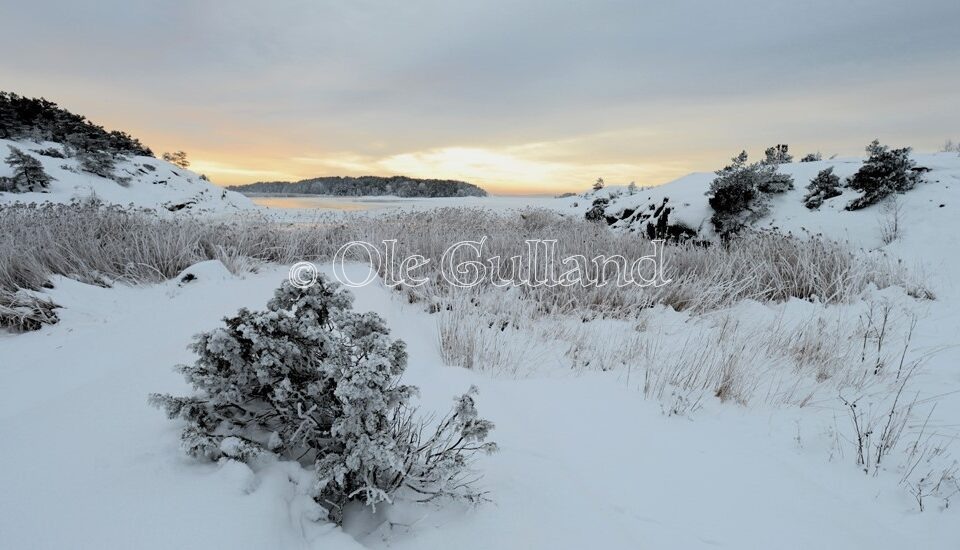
249,195,418,211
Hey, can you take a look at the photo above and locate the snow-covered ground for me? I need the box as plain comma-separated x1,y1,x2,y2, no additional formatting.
3,260,959,549
0,139,254,213
3,151,960,548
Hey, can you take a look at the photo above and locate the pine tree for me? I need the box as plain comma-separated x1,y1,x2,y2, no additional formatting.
706,151,793,236
2,146,54,192
846,140,923,210
151,277,496,524
76,149,116,178
800,152,822,162
803,167,842,209
593,177,605,191
627,181,637,195
763,144,793,164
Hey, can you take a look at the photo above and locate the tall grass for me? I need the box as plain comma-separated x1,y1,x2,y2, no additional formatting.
0,201,928,325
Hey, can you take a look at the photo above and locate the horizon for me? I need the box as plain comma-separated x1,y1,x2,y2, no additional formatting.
2,1,959,195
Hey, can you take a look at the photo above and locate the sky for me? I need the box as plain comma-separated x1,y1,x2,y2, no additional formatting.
2,0,959,195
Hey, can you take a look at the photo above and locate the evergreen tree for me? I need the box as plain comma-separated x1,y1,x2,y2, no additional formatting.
593,177,605,191
627,181,637,195
803,167,842,209
800,152,822,162
76,149,116,179
763,144,793,164
2,146,54,192
707,151,793,236
846,140,924,210
0,92,152,156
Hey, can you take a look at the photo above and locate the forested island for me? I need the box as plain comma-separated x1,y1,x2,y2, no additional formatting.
228,175,487,197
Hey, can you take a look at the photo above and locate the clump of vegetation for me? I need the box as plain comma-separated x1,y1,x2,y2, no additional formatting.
803,167,843,209
150,278,496,524
846,140,925,211
585,197,610,222
706,150,794,236
800,152,823,162
763,144,793,165
0,289,58,332
0,146,54,192
0,92,152,157
162,151,190,169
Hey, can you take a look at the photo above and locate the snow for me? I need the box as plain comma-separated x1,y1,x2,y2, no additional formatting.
2,259,959,548
558,152,960,247
0,139,255,213
3,151,960,548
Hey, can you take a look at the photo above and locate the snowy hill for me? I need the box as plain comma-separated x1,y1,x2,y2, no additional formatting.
563,152,960,248
0,138,254,213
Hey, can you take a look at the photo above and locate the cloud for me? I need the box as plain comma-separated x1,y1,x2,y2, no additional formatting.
2,0,959,192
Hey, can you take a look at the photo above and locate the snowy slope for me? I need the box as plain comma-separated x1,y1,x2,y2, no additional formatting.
559,152,960,246
0,139,254,213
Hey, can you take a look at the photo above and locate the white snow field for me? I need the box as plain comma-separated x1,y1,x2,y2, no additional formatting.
3,150,960,548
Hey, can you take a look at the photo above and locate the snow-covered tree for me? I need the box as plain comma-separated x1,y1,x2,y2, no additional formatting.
627,181,637,195
846,140,924,210
151,277,496,524
763,144,793,165
803,167,842,209
1,146,54,192
162,150,190,169
706,151,793,236
76,148,116,179
593,177,605,192
799,152,822,162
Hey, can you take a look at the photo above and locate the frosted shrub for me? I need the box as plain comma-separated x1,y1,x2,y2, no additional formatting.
584,197,610,222
151,277,496,524
846,140,924,211
707,151,794,236
763,143,793,164
803,167,843,210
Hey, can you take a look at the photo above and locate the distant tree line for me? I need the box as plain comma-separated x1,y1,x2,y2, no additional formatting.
0,92,153,157
228,175,488,198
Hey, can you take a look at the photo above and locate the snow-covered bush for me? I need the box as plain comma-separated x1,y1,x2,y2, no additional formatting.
846,140,924,211
1,146,54,192
803,167,843,209
763,144,793,164
0,289,58,331
706,151,794,236
800,152,822,162
150,277,496,524
584,197,610,222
